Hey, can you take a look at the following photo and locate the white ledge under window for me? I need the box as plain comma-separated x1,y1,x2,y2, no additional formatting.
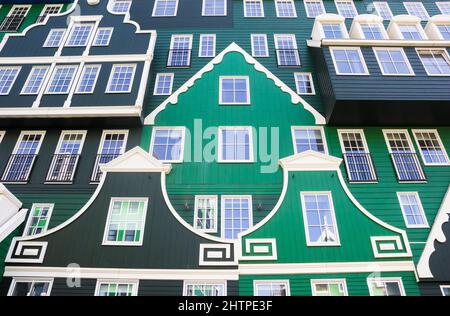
311,14,349,40
425,14,450,40
349,14,388,39
387,15,428,40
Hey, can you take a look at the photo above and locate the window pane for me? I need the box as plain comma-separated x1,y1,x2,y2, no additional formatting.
222,197,252,239
151,128,184,161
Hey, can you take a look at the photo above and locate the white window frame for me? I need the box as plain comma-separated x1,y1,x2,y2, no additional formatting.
440,285,450,296
416,49,450,77
7,278,53,296
335,0,357,18
412,129,450,166
291,126,328,154
311,279,348,296
382,129,416,154
251,34,269,57
294,72,315,95
198,34,216,58
45,65,78,95
367,277,406,296
13,130,46,155
152,0,179,17
329,47,369,76
373,47,415,76
0,131,4,144
153,73,174,95
65,22,95,47
404,2,429,20
274,34,300,67
23,203,54,236
337,129,370,154
253,280,291,296
0,5,31,32
193,195,218,233
43,28,66,47
219,76,251,105
20,66,50,95
93,27,113,46
220,195,253,239
397,192,429,228
373,1,393,20
0,66,21,95
102,197,149,246
358,22,388,40
150,126,186,163
300,191,341,247
75,64,102,94
321,21,349,39
275,0,298,18
110,0,132,14
39,4,62,19
54,130,87,155
396,22,427,40
304,0,326,18
244,0,265,18
218,126,254,163
202,0,227,17
183,280,227,296
168,34,193,67
98,129,129,156
105,64,137,94
437,2,450,15
94,279,139,296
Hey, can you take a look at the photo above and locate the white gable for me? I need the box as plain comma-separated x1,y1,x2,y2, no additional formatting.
279,150,342,171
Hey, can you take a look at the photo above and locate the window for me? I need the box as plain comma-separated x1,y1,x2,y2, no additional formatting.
218,127,253,162
291,126,326,154
150,127,185,162
311,280,348,296
304,0,325,18
45,65,78,94
219,76,250,104
221,196,253,239
373,48,414,76
202,0,227,16
330,47,368,75
183,281,226,296
95,280,138,296
412,129,450,165
1,131,45,182
199,34,216,57
111,0,132,13
373,2,393,20
441,286,450,296
274,34,300,67
398,24,424,40
251,34,269,57
168,35,192,67
404,2,429,20
93,28,113,46
106,64,136,93
244,0,264,17
294,73,315,95
275,0,297,18
21,66,49,95
300,192,340,246
0,5,30,32
0,67,20,95
254,281,290,296
367,278,405,296
36,5,62,23
322,23,345,39
417,49,450,76
23,204,54,236
397,192,428,228
194,195,218,232
75,65,101,94
152,0,178,17
383,129,426,182
8,279,53,296
103,198,148,246
66,23,94,47
92,130,128,182
44,29,66,47
335,0,357,18
46,131,86,183
361,23,386,39
437,2,450,14
153,73,174,95
437,25,450,40
338,130,377,182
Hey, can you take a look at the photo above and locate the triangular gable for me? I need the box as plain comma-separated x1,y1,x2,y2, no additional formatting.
144,42,326,125
279,150,342,171
101,146,171,174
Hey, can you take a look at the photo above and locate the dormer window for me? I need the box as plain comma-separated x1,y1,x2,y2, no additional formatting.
424,15,450,40
437,24,450,39
311,14,348,40
322,23,345,39
387,15,427,40
399,24,425,40
349,15,388,40
361,24,386,39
